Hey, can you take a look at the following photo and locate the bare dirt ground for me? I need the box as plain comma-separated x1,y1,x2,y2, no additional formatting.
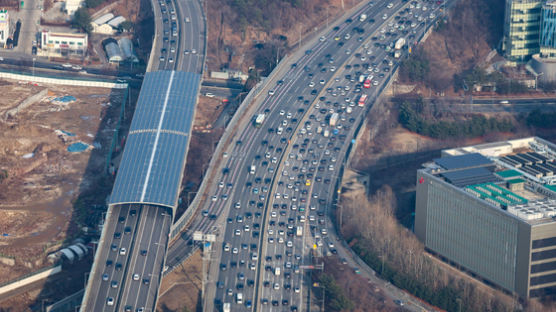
157,250,202,312
0,79,124,281
206,0,359,74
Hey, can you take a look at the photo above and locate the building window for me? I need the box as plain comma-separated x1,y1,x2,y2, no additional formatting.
530,273,556,286
531,260,556,273
532,237,556,249
55,41,60,44
532,248,556,261
48,40,53,44
78,42,83,46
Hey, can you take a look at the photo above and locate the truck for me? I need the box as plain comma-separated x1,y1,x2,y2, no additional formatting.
316,126,323,134
358,74,366,83
236,293,243,304
296,226,303,237
250,165,256,174
254,113,265,128
223,303,231,312
329,113,339,127
358,94,368,107
275,267,281,276
323,129,330,137
359,13,367,22
395,38,406,50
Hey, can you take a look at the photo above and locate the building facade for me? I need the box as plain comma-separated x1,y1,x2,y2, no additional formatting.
0,9,9,46
540,1,556,57
503,0,542,63
40,30,87,58
415,137,556,298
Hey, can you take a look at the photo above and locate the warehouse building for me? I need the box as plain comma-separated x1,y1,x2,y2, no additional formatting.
415,137,556,298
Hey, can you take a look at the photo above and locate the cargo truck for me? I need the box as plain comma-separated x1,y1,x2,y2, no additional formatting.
223,303,231,312
296,226,303,237
395,38,406,50
329,113,339,127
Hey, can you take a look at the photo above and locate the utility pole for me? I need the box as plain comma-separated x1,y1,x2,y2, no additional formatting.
193,231,216,310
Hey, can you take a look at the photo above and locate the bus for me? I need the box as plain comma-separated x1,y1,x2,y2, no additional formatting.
358,94,368,107
254,114,265,128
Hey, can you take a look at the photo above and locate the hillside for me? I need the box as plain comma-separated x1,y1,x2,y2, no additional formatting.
400,0,505,93
206,0,360,76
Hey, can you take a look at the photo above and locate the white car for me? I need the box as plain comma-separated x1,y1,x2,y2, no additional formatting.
133,273,140,281
279,110,285,115
234,229,241,236
268,90,275,95
233,247,239,254
271,212,277,218
309,81,315,87
107,297,114,306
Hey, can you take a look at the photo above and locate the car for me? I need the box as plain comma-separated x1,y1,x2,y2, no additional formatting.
102,273,109,281
114,232,121,239
115,263,122,271
133,273,140,281
107,297,114,306
119,247,126,255
191,49,197,54
111,280,118,288
143,278,150,285
268,90,275,95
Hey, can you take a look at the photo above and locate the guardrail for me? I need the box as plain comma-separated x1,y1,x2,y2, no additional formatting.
0,264,61,296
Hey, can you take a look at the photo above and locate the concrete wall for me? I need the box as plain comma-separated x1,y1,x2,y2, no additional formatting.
0,71,128,89
0,265,61,296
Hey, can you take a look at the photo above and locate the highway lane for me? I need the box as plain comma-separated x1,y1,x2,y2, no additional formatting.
161,0,444,311
211,1,446,310
211,1,406,310
176,0,204,73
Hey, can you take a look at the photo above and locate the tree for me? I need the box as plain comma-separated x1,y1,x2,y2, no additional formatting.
85,0,104,8
118,21,133,32
72,8,92,33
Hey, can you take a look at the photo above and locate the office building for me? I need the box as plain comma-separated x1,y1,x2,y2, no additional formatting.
39,30,88,58
0,9,9,46
503,0,542,63
415,137,556,298
540,1,556,57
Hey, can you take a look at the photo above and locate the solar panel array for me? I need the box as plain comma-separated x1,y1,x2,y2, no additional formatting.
434,153,493,170
441,167,499,187
110,71,200,208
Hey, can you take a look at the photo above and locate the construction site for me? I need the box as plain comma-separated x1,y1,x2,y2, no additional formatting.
0,78,125,284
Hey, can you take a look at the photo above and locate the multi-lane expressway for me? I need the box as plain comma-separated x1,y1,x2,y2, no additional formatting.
81,0,205,311
154,0,447,311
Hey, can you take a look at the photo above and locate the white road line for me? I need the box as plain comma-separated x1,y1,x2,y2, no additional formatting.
140,71,176,201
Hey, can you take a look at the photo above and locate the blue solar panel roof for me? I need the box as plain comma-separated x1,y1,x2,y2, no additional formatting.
434,153,493,170
110,71,200,208
441,167,499,187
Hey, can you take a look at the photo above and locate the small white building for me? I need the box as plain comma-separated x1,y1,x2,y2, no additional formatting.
93,13,114,25
91,22,115,35
64,0,85,16
104,39,123,63
107,16,126,29
40,29,88,58
0,9,9,46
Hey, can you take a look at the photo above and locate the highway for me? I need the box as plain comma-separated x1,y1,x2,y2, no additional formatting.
156,0,448,311
81,0,206,310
